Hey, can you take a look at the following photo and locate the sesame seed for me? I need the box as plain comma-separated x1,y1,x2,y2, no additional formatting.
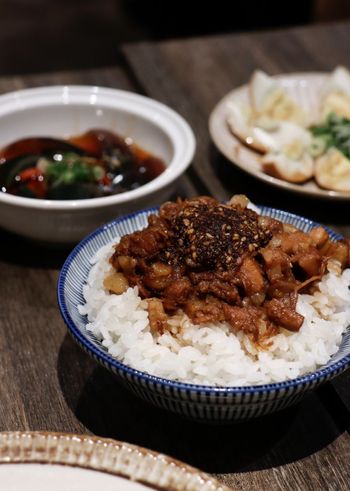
165,199,271,270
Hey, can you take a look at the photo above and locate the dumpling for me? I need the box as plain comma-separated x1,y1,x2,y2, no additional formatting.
226,100,311,154
261,137,313,183
226,100,278,153
321,66,350,120
315,148,350,191
250,70,308,126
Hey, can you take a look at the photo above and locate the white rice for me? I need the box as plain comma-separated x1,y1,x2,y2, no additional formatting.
79,242,350,386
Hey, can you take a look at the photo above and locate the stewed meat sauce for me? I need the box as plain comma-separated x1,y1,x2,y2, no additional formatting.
105,196,350,344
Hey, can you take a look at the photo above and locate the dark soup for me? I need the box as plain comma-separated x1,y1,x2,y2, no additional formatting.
0,129,166,200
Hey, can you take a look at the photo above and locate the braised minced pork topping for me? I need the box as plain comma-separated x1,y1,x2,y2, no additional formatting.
165,199,270,270
106,196,350,345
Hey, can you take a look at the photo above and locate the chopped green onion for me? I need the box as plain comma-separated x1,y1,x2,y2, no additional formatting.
310,112,350,159
43,152,105,187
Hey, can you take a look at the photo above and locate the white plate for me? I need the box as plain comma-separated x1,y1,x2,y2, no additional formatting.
0,432,228,491
209,72,350,200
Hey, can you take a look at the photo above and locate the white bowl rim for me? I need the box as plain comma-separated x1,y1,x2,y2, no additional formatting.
0,85,196,210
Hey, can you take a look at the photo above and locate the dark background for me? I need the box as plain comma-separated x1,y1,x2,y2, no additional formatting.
0,0,350,76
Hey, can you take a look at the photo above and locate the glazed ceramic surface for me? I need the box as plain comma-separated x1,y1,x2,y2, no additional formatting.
0,432,227,490
0,86,195,243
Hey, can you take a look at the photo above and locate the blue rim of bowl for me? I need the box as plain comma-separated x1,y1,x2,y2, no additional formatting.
57,206,350,395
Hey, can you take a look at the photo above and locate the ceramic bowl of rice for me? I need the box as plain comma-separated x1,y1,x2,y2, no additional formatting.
58,204,350,422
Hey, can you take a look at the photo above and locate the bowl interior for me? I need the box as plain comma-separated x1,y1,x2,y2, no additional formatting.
0,102,174,165
58,207,350,392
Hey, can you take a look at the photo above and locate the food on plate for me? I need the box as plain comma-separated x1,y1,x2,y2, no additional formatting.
261,151,314,183
225,66,350,191
80,196,350,386
311,113,350,191
0,129,165,200
315,148,350,191
320,66,350,120
226,101,311,155
311,112,350,159
250,70,308,126
261,132,314,183
226,101,273,153
226,70,310,155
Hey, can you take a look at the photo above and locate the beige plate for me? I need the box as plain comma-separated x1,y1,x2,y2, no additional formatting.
0,432,229,491
209,72,350,200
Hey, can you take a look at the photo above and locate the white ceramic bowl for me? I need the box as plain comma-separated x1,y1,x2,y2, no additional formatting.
0,86,195,243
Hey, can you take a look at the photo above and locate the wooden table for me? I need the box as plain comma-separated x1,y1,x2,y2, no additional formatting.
1,21,350,491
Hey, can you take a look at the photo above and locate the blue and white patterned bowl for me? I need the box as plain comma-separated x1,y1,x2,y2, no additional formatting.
57,207,350,422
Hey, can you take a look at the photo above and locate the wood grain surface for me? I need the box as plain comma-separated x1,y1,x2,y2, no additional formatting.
122,21,350,238
1,23,350,491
